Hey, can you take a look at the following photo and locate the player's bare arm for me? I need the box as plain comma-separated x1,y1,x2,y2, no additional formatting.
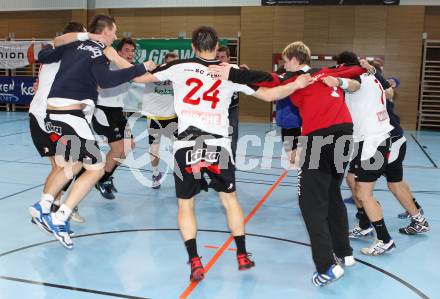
53,32,109,48
253,74,315,102
322,76,360,93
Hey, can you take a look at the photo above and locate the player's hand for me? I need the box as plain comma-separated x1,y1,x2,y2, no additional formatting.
239,64,249,70
322,76,340,88
33,79,39,93
208,62,232,80
295,74,315,88
360,59,375,74
144,60,156,71
103,46,119,62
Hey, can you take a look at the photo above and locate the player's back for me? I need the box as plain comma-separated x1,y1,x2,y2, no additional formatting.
153,57,254,137
48,40,106,102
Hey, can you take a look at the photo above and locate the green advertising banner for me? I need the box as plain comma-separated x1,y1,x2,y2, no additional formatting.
115,38,228,65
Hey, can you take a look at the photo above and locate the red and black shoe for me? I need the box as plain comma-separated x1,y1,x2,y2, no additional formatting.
237,253,255,271
189,256,205,282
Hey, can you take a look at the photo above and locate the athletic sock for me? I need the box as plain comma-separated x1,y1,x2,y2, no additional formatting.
53,199,61,207
39,193,54,213
99,171,112,184
371,219,391,243
184,238,199,259
411,212,425,222
152,166,159,176
53,204,72,225
234,235,247,255
357,208,371,230
109,165,118,177
413,198,421,210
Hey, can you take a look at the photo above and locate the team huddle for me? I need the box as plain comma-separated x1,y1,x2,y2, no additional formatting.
27,14,429,287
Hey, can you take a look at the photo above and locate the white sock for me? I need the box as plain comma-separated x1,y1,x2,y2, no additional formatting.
53,199,61,207
412,212,424,222
152,166,159,176
39,193,54,213
53,204,72,224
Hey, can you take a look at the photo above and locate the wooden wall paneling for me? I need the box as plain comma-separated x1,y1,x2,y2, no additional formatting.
424,6,440,39
212,7,241,38
353,6,387,56
240,7,274,120
71,9,88,26
385,6,425,130
272,6,305,53
326,6,355,55
0,13,8,38
160,8,188,37
303,6,330,55
7,10,72,38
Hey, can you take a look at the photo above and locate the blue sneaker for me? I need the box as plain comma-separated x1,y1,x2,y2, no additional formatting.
312,264,344,286
42,213,73,249
343,196,355,204
29,202,50,233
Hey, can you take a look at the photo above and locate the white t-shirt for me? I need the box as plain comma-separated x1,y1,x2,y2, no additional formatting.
153,57,255,137
345,73,394,159
29,62,60,122
142,80,176,119
97,62,130,108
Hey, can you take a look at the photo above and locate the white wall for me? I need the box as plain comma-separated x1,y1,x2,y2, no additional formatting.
0,0,86,11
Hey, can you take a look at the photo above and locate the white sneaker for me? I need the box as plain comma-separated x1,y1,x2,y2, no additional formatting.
349,226,374,239
361,239,396,256
70,207,85,223
335,255,356,267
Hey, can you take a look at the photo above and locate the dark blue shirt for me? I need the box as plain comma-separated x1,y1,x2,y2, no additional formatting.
386,99,404,137
276,96,302,129
38,40,146,102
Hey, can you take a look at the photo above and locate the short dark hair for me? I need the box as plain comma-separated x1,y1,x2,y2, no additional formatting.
217,46,230,58
191,26,218,52
335,51,360,66
63,21,85,34
164,52,178,60
116,37,136,52
89,14,116,34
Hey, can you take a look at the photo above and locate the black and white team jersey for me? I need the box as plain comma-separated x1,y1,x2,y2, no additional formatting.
37,41,146,106
345,73,394,160
97,62,130,108
152,57,255,138
29,62,60,129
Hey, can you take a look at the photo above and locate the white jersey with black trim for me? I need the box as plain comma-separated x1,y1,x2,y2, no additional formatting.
97,62,130,108
141,80,176,119
29,62,60,124
345,73,394,160
152,57,255,137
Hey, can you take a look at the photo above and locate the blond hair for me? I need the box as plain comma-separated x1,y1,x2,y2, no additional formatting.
282,41,311,65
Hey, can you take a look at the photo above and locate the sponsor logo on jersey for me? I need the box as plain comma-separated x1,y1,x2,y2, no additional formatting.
377,109,390,122
77,43,102,59
186,148,220,165
45,122,62,135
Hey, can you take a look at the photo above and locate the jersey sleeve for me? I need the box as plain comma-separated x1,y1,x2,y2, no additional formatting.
231,82,256,95
152,64,173,82
228,68,281,87
37,44,66,64
91,55,147,89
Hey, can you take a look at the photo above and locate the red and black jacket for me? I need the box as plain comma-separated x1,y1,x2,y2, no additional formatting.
228,65,366,136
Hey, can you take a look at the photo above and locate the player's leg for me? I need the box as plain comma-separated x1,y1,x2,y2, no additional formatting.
94,106,133,199
39,110,104,248
174,141,205,281
385,140,428,234
228,105,239,160
148,119,163,188
354,140,395,256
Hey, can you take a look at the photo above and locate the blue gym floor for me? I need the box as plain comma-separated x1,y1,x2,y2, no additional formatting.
0,111,438,299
